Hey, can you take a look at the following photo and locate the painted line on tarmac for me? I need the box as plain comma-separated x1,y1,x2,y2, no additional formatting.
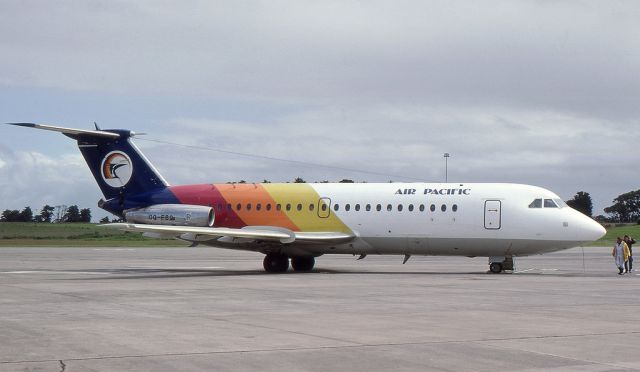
92,248,135,251
1,267,224,274
0,270,110,275
515,268,559,273
127,266,224,270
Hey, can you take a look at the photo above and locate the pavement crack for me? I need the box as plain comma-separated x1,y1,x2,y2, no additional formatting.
212,317,361,346
59,360,66,372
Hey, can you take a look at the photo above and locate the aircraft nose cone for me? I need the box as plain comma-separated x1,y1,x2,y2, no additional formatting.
593,221,607,240
581,216,607,242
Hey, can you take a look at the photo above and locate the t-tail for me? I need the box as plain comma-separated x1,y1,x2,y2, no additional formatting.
7,123,170,216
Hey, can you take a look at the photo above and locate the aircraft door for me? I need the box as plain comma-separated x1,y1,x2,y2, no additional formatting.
484,200,501,229
318,197,331,218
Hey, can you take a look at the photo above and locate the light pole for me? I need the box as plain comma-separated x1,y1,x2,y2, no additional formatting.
443,153,450,183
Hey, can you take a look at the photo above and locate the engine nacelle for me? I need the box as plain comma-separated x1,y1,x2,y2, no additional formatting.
124,204,214,227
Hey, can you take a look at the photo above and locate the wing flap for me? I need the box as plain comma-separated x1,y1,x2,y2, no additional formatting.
103,223,296,243
294,231,355,244
101,223,354,244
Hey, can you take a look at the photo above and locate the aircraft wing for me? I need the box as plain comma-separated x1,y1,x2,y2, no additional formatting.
102,223,355,245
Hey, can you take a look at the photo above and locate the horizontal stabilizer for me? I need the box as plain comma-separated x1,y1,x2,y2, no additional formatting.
7,123,120,139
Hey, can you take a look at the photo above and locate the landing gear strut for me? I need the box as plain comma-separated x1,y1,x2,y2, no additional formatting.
291,256,315,272
263,253,289,273
488,256,514,274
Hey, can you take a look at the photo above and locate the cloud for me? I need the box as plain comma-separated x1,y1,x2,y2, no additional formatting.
0,146,102,215
0,1,639,119
131,104,637,214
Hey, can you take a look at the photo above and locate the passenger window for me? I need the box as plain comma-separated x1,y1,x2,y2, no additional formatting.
247,203,252,211
376,204,382,211
544,199,558,208
236,203,242,211
452,204,458,212
419,204,425,212
387,204,393,211
441,204,446,212
334,204,340,211
345,204,351,211
321,204,327,211
256,203,261,211
408,204,414,212
227,204,232,211
297,203,302,211
355,204,361,211
276,204,282,211
398,204,403,212
266,204,272,211
286,204,292,211
217,203,223,211
430,204,436,212
309,204,314,211
366,204,371,211
528,199,542,208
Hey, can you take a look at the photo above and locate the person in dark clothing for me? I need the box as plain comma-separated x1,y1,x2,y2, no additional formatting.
624,235,636,272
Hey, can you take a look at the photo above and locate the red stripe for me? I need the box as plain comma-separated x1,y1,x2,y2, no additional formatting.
169,184,245,228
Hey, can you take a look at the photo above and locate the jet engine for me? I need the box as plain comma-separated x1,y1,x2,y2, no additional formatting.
124,204,214,227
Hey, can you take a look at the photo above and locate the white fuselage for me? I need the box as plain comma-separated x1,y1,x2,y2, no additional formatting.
274,183,605,258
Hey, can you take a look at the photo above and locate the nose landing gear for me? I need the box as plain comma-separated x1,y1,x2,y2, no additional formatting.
489,262,503,273
489,256,515,274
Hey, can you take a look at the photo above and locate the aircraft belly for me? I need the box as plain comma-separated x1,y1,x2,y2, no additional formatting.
198,235,582,258
355,236,582,257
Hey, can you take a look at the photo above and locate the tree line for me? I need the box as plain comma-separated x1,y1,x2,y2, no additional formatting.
1,205,91,223
563,189,640,223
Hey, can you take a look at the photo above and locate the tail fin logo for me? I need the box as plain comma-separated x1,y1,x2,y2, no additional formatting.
101,151,133,188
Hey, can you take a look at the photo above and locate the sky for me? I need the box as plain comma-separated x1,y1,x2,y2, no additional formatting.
0,0,638,221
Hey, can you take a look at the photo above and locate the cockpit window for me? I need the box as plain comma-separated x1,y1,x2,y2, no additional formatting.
553,198,566,208
528,199,542,208
529,198,563,208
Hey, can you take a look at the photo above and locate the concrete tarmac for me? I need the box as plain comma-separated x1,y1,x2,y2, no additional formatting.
0,247,639,371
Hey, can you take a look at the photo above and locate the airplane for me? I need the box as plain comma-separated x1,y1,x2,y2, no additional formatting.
8,123,606,273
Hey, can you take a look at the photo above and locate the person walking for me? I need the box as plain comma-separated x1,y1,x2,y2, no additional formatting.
624,235,636,272
613,237,630,275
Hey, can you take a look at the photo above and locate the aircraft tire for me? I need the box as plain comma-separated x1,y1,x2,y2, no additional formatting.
263,253,289,273
291,256,315,272
489,262,503,274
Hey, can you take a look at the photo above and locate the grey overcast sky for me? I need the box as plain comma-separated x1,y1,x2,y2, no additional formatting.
0,0,638,220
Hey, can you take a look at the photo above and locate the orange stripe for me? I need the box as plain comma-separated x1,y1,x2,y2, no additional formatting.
215,184,299,231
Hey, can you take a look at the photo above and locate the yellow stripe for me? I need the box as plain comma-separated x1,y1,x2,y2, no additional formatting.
262,184,352,233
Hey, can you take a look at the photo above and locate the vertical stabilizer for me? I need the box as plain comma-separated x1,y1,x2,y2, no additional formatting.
8,123,169,204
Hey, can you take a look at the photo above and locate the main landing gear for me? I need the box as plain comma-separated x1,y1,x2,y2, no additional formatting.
291,256,315,271
488,256,515,274
263,253,315,273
